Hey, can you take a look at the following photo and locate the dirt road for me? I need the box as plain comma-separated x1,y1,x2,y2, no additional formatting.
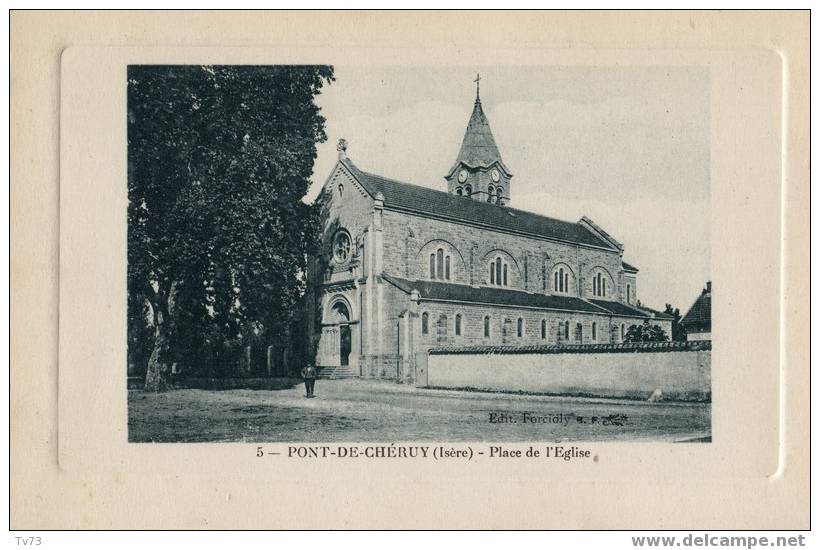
128,379,710,443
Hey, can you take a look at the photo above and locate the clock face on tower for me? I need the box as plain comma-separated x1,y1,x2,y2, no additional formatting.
458,169,468,183
491,169,500,183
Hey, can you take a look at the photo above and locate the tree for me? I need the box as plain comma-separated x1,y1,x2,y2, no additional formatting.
128,65,334,390
623,320,669,343
664,303,687,341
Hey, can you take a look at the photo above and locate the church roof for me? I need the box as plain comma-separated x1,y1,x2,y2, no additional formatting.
384,274,606,313
622,261,639,273
588,299,658,319
341,159,614,249
382,274,652,318
448,98,508,173
681,283,711,329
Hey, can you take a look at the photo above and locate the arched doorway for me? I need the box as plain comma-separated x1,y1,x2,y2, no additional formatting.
331,301,352,367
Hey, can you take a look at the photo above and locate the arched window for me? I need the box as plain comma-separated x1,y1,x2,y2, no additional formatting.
455,314,462,336
464,184,472,198
564,320,570,339
593,271,610,298
517,318,523,338
483,316,491,338
429,248,452,280
438,314,448,336
592,322,597,341
488,185,495,203
338,183,344,198
490,256,510,286
540,319,547,339
496,187,503,205
576,322,583,342
626,284,631,304
455,187,463,196
421,313,429,335
333,230,352,263
489,257,510,287
621,323,626,339
554,266,571,294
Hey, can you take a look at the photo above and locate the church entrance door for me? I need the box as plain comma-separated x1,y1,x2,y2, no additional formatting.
339,324,351,367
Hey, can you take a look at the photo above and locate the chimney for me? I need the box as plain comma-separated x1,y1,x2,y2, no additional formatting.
705,281,712,294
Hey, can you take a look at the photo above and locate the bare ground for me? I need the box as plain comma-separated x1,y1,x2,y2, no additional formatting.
127,378,711,443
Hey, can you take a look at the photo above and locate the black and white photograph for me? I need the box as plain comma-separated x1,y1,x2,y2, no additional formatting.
127,64,712,443
12,9,809,534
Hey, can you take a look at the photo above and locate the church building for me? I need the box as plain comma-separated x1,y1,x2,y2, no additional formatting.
307,81,672,381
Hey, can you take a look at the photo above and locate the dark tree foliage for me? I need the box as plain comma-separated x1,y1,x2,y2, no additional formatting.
127,288,154,376
623,320,670,343
128,65,334,390
664,303,687,341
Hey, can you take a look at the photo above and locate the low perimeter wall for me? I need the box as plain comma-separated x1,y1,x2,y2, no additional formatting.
424,342,711,401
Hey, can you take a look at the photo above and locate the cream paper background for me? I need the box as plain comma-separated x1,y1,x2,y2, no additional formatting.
10,11,809,529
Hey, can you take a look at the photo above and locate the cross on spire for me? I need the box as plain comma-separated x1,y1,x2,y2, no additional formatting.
474,73,481,102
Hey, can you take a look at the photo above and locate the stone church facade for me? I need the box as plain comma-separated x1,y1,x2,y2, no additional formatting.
307,87,672,382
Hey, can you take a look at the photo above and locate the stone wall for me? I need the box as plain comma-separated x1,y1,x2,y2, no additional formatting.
321,165,374,249
624,273,638,305
423,342,711,401
360,280,411,378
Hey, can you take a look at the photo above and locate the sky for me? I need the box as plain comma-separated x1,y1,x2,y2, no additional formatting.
308,65,710,313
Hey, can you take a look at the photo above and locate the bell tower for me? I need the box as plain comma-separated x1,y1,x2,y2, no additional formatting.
445,74,513,205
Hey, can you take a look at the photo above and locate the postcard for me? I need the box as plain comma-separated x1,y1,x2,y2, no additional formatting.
10,10,809,530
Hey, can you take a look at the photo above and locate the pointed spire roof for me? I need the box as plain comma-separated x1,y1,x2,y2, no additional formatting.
447,86,510,176
457,98,503,166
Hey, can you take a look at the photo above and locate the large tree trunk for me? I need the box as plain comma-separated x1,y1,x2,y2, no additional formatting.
144,324,172,391
144,286,172,391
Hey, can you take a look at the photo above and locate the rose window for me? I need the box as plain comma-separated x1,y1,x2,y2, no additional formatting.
333,231,352,263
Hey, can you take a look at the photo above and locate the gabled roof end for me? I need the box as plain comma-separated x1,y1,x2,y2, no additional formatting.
579,216,623,251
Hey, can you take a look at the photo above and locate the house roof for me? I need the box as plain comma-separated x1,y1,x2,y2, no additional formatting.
633,305,676,320
342,159,614,249
382,274,654,318
447,98,507,174
681,286,711,328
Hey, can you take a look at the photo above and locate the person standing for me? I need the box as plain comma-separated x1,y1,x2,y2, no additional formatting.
300,365,317,398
